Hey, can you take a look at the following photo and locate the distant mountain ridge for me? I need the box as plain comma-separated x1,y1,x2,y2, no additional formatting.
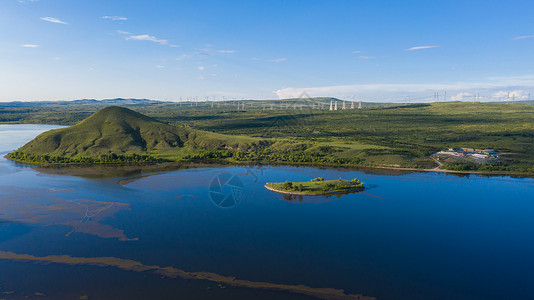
1,98,162,107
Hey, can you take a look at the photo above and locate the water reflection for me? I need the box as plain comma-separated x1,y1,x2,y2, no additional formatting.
280,190,365,204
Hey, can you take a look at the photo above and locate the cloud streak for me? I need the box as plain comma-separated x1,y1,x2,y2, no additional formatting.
40,17,67,24
126,34,177,47
125,34,180,48
406,45,439,51
102,16,127,21
271,58,287,63
514,35,534,40
21,44,40,48
127,34,168,44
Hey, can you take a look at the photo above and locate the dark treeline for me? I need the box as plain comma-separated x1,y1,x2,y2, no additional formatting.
182,148,350,165
7,151,166,165
442,160,534,173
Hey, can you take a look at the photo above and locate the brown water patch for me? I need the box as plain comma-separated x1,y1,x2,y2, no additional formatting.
361,192,384,199
0,187,136,241
0,251,375,300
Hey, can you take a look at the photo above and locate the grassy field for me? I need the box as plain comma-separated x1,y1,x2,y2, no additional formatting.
3,99,534,173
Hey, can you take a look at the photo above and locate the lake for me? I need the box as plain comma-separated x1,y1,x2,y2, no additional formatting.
1,124,534,300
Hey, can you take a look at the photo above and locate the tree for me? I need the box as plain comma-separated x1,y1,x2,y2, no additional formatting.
281,181,293,190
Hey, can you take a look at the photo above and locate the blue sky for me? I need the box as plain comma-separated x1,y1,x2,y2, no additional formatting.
2,0,534,102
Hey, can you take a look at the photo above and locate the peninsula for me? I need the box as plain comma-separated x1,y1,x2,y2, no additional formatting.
265,177,364,196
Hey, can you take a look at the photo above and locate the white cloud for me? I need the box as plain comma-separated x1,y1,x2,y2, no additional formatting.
102,16,127,21
514,35,534,40
21,44,39,48
126,34,168,45
451,92,472,100
197,66,205,71
18,0,39,3
40,17,67,24
492,90,528,100
352,51,361,54
156,65,165,69
122,32,177,46
218,50,236,53
274,75,534,101
251,57,260,60
358,55,374,60
271,58,287,63
406,45,439,51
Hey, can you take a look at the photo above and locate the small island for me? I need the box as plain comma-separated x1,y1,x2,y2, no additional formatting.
265,177,364,196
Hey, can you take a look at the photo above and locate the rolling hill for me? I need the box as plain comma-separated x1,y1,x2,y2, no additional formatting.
11,106,260,161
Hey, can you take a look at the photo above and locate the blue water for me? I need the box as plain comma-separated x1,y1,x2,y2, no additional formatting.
1,125,534,300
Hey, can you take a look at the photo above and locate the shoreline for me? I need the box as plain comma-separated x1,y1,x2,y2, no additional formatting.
5,155,534,179
264,184,365,196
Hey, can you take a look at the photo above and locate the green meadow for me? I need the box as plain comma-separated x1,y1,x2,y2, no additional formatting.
2,99,534,173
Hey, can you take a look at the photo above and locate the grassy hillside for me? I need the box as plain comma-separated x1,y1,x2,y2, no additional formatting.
9,106,260,164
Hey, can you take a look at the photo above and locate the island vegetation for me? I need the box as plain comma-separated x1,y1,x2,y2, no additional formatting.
3,99,534,174
265,177,364,195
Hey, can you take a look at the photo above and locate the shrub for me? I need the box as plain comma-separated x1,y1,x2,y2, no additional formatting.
281,181,293,190
322,183,335,192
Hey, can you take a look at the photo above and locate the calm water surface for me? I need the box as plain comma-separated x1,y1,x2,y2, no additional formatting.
1,124,534,300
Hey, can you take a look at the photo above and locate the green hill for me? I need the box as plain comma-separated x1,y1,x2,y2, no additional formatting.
9,106,260,164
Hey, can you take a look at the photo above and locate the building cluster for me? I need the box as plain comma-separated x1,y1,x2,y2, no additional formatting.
438,148,499,160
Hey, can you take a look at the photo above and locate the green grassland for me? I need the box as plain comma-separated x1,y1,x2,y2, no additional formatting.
3,99,534,173
6,106,263,165
265,177,364,194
